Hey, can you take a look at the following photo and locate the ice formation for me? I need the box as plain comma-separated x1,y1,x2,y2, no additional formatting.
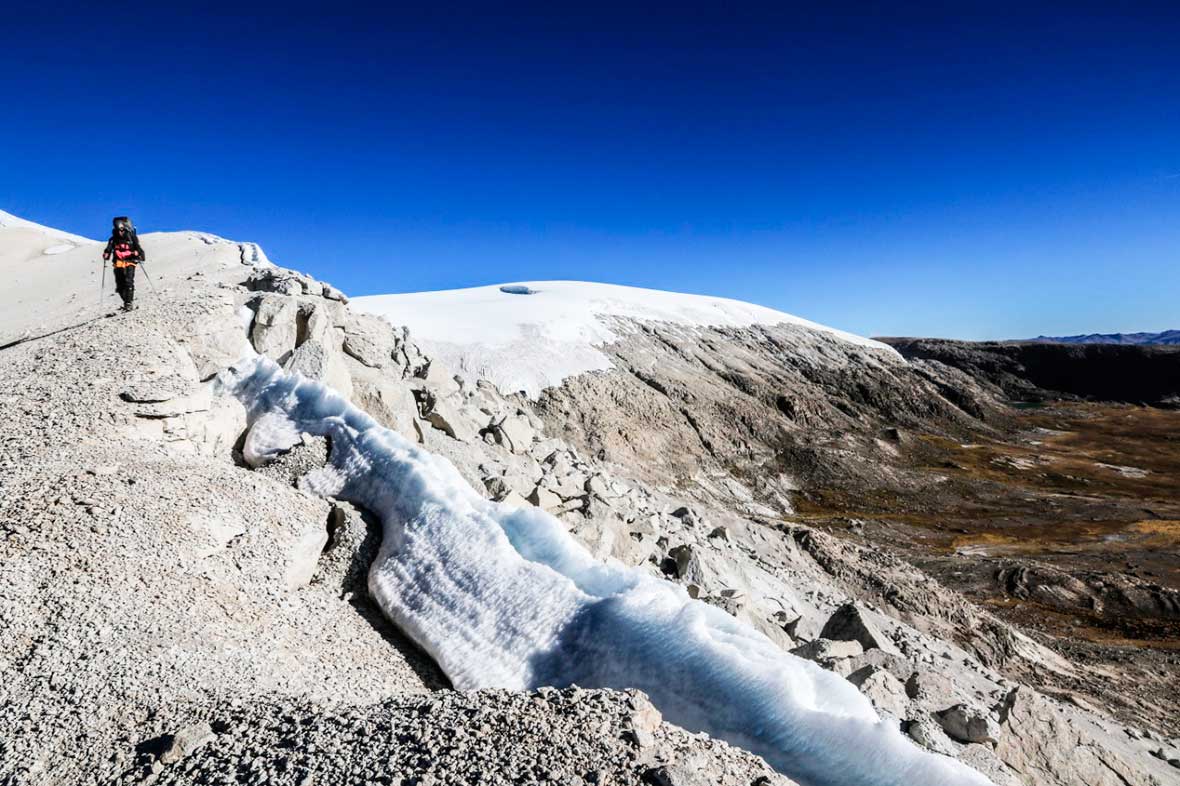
219,356,992,786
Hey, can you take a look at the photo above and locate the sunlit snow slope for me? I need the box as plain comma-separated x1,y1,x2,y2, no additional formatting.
0,210,267,346
222,356,991,786
354,281,896,397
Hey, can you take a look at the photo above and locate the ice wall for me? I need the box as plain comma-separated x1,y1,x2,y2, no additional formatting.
219,356,992,786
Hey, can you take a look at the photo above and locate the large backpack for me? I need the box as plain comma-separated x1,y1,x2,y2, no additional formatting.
112,216,138,243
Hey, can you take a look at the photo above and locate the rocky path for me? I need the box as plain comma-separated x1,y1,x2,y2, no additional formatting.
0,293,437,785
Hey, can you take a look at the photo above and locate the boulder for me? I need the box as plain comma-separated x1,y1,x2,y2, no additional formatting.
528,485,563,511
494,415,536,454
586,474,613,499
483,469,540,502
750,614,797,652
670,506,702,528
936,704,1001,745
548,471,588,500
905,717,958,757
848,667,909,719
423,396,480,443
246,268,305,296
188,394,247,458
250,295,300,361
905,669,961,711
178,295,252,378
285,518,329,590
820,603,901,655
422,359,461,397
157,722,215,765
667,544,706,583
791,638,863,662
351,376,419,437
498,490,531,509
283,339,354,400
342,314,395,368
832,648,914,682
298,301,335,346
624,692,663,750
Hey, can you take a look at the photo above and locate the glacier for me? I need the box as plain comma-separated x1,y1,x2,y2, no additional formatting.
219,355,992,786
353,281,899,398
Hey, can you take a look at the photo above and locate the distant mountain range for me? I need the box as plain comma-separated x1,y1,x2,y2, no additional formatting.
1026,330,1180,345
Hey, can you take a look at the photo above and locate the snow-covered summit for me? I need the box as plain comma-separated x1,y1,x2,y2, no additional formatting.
0,209,97,256
354,281,895,397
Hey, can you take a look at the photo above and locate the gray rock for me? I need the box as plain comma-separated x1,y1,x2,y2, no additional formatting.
351,376,420,438
283,339,354,399
494,415,536,454
341,314,395,369
528,485,563,511
848,667,909,719
905,669,960,710
422,395,480,442
250,295,300,361
936,704,1001,745
158,722,215,765
624,692,662,750
791,638,864,662
905,717,959,757
831,648,913,682
246,268,305,296
819,603,901,655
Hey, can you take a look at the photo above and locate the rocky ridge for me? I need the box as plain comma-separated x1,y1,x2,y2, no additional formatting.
2,221,1179,785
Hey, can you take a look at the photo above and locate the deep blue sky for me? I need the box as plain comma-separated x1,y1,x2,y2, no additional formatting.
3,2,1178,339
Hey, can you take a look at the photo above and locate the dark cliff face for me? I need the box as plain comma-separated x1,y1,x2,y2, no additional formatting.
879,338,1180,405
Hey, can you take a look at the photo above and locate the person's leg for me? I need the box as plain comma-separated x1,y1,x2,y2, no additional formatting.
113,266,127,304
124,265,136,308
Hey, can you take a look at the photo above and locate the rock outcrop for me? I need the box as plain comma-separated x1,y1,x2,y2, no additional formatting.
882,337,1180,406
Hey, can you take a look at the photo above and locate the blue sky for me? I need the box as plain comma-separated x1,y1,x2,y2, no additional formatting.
2,1,1178,339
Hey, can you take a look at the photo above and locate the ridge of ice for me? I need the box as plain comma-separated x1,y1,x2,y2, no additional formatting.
219,355,991,786
354,281,898,398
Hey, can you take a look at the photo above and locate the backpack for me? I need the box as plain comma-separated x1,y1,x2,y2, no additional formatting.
112,216,139,244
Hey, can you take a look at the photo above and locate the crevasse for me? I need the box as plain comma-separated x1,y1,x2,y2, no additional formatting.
219,355,992,786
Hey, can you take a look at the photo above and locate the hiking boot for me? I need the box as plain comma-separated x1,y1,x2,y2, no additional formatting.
122,302,135,313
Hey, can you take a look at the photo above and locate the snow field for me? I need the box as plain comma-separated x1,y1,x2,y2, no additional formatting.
219,355,991,786
353,281,899,397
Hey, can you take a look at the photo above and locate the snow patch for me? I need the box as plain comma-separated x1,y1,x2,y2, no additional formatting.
354,281,898,398
43,243,77,256
218,355,992,786
239,242,273,267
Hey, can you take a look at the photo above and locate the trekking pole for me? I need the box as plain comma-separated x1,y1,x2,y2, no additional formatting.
138,260,160,298
99,260,107,311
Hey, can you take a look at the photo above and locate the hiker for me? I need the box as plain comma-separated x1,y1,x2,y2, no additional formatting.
102,216,145,312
